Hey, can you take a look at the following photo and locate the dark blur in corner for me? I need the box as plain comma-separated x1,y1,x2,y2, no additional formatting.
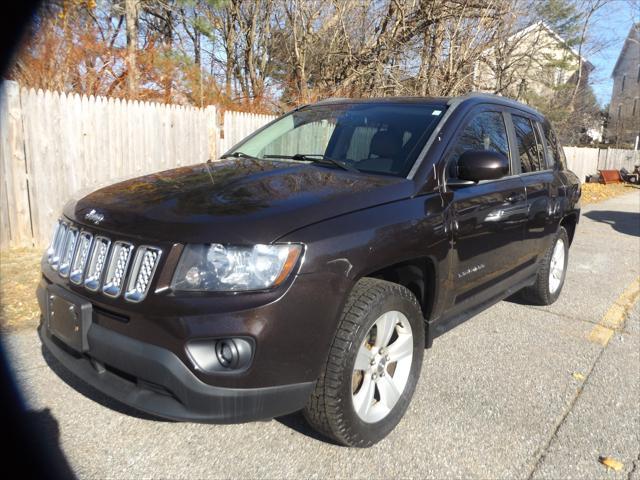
2,2,77,479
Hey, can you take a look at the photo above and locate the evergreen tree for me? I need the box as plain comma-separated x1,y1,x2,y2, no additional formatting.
535,0,582,46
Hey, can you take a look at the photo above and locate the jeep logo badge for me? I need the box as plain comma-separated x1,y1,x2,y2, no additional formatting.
84,209,105,225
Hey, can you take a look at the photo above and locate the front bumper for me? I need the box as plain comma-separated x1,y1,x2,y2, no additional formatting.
39,320,314,423
36,225,352,421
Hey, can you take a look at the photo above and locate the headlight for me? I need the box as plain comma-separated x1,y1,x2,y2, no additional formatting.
171,244,303,292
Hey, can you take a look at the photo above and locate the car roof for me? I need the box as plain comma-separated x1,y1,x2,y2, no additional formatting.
312,92,545,120
313,96,450,106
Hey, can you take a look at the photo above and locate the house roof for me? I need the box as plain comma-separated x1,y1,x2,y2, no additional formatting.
611,23,640,78
511,21,594,70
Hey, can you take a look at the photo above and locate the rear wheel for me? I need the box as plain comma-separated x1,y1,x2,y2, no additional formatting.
518,226,569,305
303,278,424,447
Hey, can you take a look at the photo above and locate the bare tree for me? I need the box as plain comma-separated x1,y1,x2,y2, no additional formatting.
125,0,139,98
10,0,617,128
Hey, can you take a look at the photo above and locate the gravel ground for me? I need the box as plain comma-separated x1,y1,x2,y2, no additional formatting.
2,191,639,479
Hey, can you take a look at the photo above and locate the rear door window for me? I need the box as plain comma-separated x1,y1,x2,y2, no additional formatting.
512,115,543,173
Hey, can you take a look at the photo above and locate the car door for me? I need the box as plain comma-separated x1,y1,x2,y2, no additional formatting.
440,107,529,313
507,112,561,263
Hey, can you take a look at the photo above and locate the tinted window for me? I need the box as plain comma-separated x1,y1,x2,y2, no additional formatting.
513,115,543,172
448,111,510,177
542,121,565,169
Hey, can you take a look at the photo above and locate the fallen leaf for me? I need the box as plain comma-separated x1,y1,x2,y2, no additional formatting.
572,372,585,381
599,456,623,471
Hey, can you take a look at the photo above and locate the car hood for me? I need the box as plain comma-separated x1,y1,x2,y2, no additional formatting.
65,159,414,244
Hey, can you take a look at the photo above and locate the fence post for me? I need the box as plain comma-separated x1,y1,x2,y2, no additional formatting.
0,80,33,249
597,148,608,170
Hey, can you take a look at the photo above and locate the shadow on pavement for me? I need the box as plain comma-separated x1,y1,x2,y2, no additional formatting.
504,293,529,305
41,344,171,423
24,408,77,479
584,210,640,237
275,411,340,445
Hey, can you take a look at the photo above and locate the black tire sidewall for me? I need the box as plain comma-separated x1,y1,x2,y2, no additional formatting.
333,288,424,444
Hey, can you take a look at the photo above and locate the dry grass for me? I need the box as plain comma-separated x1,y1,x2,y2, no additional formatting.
0,247,43,332
581,183,638,205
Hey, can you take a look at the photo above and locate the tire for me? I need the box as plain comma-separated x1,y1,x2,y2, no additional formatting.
303,277,425,447
518,226,569,306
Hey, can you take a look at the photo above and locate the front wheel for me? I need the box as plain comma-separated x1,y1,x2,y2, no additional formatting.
519,226,569,305
303,278,424,447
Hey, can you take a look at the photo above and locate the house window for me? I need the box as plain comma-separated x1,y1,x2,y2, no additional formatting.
618,105,622,120
621,75,626,91
633,99,638,117
637,65,640,82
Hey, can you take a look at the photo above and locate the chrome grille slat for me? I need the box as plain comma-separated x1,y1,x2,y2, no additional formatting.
49,222,68,271
102,241,134,298
47,218,161,302
70,231,93,285
125,246,162,303
84,236,112,291
58,227,79,278
46,221,62,260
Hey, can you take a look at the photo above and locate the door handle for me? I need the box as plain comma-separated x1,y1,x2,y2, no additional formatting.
506,192,524,203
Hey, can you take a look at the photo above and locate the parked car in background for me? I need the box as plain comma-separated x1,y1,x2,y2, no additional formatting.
37,93,581,447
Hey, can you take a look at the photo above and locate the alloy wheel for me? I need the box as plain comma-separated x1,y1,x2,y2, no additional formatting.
549,238,565,294
351,311,414,423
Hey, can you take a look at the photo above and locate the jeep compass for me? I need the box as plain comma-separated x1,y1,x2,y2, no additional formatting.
37,93,581,447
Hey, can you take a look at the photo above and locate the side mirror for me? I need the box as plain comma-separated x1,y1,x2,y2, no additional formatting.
457,151,509,182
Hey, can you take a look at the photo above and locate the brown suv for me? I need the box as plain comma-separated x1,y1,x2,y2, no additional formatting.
37,93,580,447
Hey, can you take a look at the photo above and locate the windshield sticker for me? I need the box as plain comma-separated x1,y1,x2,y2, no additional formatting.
432,110,442,116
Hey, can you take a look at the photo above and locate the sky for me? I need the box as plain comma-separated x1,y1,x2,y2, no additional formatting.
588,0,639,107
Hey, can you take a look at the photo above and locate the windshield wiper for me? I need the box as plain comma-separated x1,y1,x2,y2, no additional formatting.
263,153,359,173
219,151,259,160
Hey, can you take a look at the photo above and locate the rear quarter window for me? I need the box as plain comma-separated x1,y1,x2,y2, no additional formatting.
541,122,566,170
513,115,544,173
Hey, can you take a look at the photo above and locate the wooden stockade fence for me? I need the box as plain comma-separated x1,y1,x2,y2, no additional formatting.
1,80,639,249
563,146,639,183
0,80,276,249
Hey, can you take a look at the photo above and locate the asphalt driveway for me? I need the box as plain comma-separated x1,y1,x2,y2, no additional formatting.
3,191,639,479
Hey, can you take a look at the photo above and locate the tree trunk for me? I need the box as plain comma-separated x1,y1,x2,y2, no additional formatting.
125,0,138,99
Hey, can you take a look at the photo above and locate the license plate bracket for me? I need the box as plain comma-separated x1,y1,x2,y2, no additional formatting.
46,285,92,352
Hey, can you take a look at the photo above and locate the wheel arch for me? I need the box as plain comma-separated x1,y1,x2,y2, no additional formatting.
560,212,579,245
362,256,438,323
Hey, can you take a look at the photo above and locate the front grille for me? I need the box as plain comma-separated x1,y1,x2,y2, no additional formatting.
47,219,162,303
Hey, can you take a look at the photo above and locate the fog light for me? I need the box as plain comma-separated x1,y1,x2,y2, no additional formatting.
186,337,254,373
216,340,238,368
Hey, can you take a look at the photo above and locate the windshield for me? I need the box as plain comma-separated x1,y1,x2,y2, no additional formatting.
226,103,446,177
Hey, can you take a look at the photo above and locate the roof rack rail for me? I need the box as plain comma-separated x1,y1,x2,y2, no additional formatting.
447,91,541,114
314,97,351,105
